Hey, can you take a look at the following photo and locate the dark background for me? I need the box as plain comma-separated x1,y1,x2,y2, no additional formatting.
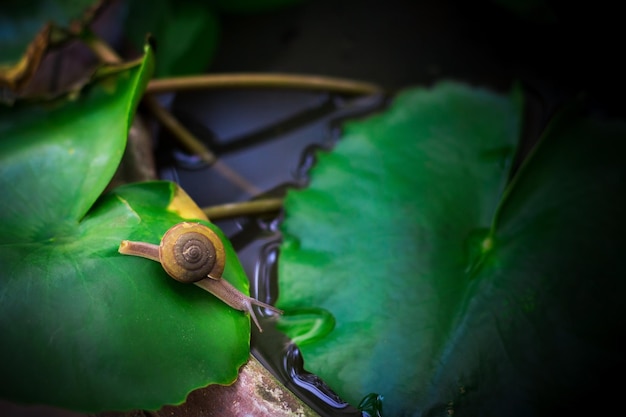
2,0,623,415
208,0,623,116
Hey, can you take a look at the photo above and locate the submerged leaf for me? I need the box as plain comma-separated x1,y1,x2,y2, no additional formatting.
0,0,102,90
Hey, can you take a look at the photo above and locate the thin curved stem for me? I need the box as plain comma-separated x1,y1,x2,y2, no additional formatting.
202,198,284,220
147,73,384,95
81,33,261,197
143,96,262,196
79,28,120,64
142,95,216,164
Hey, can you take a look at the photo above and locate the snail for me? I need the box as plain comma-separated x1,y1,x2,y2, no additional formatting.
118,222,282,332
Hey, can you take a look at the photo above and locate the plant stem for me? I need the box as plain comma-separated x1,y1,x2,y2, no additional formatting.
81,33,261,197
79,29,120,64
147,73,384,95
202,198,284,220
144,95,261,196
142,95,216,164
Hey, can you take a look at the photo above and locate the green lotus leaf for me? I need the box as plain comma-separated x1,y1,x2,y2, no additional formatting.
278,82,625,415
0,45,250,412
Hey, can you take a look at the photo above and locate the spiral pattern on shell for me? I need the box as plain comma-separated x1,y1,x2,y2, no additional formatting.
174,231,215,277
159,222,226,283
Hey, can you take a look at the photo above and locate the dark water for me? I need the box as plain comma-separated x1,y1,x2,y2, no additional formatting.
157,89,388,416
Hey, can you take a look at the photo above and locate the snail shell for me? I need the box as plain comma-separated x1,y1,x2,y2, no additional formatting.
159,222,225,283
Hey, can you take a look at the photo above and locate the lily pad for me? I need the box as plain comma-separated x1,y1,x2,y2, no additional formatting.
0,46,250,412
277,82,626,415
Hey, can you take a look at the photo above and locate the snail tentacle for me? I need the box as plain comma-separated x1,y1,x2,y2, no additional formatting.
118,240,160,262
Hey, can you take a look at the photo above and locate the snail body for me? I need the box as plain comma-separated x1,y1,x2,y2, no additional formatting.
118,222,282,332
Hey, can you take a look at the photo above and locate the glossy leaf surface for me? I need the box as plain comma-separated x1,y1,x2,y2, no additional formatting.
0,47,250,412
277,82,626,415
